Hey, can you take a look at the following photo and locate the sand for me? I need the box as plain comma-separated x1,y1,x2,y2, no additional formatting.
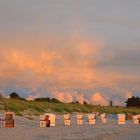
0,115,140,140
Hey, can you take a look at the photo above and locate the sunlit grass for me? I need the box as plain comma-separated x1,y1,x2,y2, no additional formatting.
0,98,140,116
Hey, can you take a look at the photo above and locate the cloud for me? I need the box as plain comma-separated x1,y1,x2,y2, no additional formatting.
27,95,36,101
90,92,108,106
0,35,139,105
125,91,133,99
75,94,86,104
52,91,74,103
0,35,101,86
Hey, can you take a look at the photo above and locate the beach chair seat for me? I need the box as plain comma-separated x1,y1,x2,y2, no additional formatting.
40,120,47,127
77,114,83,125
64,114,70,126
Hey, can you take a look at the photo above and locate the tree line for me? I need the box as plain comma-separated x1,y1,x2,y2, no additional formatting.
8,92,62,103
125,96,140,107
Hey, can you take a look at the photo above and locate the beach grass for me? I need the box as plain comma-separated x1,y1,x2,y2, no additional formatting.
0,98,140,116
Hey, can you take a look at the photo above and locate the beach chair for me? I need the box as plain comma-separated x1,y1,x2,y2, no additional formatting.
4,112,14,128
126,114,133,120
64,114,70,126
133,115,140,124
117,114,126,124
77,114,83,125
101,113,107,124
88,114,96,125
45,113,56,127
40,113,56,127
40,115,47,127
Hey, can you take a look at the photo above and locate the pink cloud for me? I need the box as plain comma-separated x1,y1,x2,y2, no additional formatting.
0,35,139,105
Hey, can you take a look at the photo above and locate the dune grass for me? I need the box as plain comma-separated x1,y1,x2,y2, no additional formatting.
0,98,140,116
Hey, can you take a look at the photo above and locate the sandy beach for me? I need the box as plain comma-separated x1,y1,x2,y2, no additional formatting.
0,115,140,140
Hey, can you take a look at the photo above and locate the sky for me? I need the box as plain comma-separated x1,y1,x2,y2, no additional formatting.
0,0,140,105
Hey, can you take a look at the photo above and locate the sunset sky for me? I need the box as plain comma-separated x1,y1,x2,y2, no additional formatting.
0,0,140,105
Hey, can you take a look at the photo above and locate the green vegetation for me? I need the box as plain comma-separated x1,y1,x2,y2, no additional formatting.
126,96,140,107
34,97,61,103
0,98,140,116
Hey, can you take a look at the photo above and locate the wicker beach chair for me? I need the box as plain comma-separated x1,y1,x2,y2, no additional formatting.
77,114,83,125
4,112,14,128
45,113,56,127
101,113,107,124
88,114,96,125
40,115,48,127
64,114,70,126
133,115,140,124
117,114,126,124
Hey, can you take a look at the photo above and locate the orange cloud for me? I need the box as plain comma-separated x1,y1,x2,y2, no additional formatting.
52,91,73,103
0,35,139,105
90,93,108,106
75,94,85,104
125,91,133,99
0,35,101,87
27,95,36,101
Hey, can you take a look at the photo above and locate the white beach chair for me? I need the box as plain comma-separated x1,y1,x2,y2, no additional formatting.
4,112,14,128
64,114,70,126
133,115,139,124
101,113,107,124
88,114,96,125
40,115,47,127
117,114,126,124
77,114,83,125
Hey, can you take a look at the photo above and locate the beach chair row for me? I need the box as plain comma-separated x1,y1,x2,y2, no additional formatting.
40,113,140,127
1,112,140,128
40,113,102,127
